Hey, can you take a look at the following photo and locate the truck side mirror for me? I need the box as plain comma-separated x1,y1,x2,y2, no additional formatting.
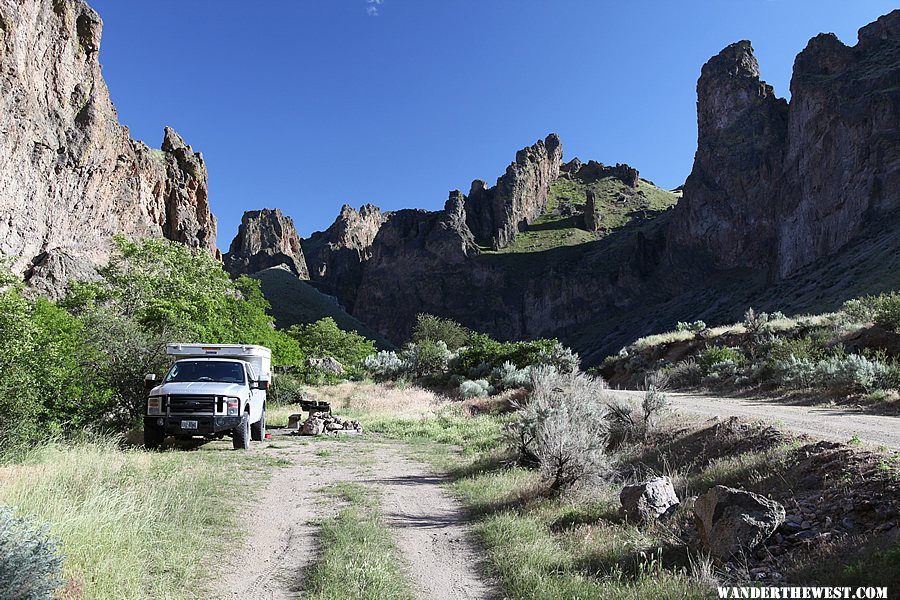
144,374,159,390
252,377,270,390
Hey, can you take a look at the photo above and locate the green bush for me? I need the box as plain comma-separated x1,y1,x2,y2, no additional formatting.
411,314,471,350
842,292,900,331
455,335,559,376
0,507,63,600
676,320,706,333
288,317,375,375
699,346,744,374
767,335,828,365
0,271,112,452
363,351,405,382
665,360,702,388
459,379,492,399
507,367,610,491
401,340,453,379
270,372,309,404
774,353,890,393
492,361,532,391
65,236,304,366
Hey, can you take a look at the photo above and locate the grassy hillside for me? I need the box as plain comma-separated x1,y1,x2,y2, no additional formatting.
253,266,395,349
492,173,680,255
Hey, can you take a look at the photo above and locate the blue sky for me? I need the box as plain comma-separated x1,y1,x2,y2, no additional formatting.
89,0,896,246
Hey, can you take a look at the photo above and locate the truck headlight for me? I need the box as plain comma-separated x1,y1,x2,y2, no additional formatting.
147,396,162,415
226,397,239,416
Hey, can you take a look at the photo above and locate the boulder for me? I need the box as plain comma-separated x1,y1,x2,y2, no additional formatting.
307,357,345,376
620,476,680,522
693,485,785,559
300,415,325,436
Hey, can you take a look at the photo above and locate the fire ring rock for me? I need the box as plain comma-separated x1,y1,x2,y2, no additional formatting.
693,485,785,560
620,476,680,522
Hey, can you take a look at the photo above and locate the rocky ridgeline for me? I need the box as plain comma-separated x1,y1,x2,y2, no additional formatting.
464,133,563,249
224,208,309,279
0,0,217,297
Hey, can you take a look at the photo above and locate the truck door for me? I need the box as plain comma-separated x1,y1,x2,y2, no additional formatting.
246,364,264,423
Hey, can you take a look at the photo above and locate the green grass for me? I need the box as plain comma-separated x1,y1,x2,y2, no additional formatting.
446,454,712,599
360,404,507,455
303,482,413,600
0,438,275,599
492,175,679,255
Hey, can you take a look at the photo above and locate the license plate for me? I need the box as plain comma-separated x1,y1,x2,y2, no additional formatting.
181,420,198,430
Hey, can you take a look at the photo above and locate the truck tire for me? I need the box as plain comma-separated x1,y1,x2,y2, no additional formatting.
233,414,250,450
250,405,266,442
144,425,165,450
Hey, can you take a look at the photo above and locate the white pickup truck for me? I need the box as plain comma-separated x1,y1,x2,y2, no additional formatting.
143,344,271,450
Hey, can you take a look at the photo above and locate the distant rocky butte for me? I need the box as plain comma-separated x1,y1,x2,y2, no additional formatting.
224,209,309,279
0,0,217,297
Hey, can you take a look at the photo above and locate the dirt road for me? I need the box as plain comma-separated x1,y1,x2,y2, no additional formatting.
211,437,496,600
608,389,900,450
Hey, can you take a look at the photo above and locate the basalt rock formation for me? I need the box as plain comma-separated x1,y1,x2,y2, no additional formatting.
464,134,563,249
224,209,309,279
0,0,217,297
301,204,385,311
669,10,900,278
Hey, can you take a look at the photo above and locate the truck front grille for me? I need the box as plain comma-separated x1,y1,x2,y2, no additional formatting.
167,395,216,415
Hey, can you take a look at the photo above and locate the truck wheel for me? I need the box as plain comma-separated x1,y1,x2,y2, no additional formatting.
250,406,266,442
144,425,165,450
233,414,250,450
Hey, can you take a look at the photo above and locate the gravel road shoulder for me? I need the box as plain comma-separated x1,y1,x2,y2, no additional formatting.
609,389,900,449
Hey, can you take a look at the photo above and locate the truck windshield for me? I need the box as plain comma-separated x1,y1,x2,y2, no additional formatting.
164,361,246,384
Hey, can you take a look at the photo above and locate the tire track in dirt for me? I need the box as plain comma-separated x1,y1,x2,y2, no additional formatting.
210,437,498,600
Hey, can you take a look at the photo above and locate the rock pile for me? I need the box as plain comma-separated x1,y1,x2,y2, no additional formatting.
297,412,362,436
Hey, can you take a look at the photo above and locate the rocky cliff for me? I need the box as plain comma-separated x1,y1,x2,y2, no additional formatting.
224,209,309,278
0,0,218,297
669,11,900,278
301,204,385,311
464,134,563,249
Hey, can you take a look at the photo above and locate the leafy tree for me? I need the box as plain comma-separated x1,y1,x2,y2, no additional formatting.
411,314,471,351
65,236,303,366
287,317,375,370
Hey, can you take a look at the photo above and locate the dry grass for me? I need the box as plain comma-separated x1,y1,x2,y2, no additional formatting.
0,438,274,599
268,382,448,428
316,382,446,417
461,387,528,415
